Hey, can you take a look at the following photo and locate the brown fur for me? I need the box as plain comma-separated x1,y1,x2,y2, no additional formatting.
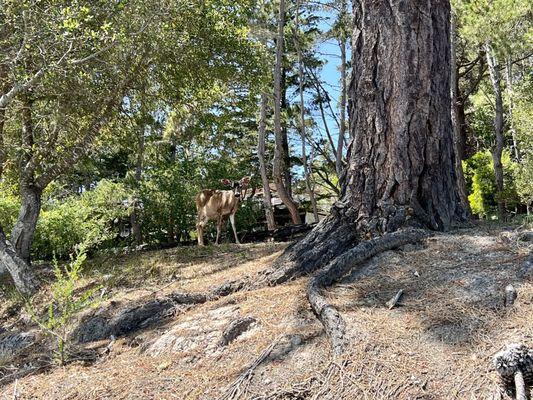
195,190,241,246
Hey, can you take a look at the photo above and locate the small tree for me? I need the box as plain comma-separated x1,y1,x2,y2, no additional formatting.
27,240,100,365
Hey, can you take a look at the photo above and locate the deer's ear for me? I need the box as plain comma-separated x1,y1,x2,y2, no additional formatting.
221,179,232,186
240,176,251,186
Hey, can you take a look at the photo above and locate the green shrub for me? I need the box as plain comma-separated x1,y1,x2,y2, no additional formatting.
0,187,20,233
33,179,132,259
464,150,520,217
27,242,101,365
515,156,533,209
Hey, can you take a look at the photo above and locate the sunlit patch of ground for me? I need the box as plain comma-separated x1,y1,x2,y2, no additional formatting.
1,225,531,399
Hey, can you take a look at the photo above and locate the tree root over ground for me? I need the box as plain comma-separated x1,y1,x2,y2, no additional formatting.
307,228,430,355
72,280,247,343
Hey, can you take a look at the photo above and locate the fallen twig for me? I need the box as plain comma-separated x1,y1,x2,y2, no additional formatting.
386,289,404,309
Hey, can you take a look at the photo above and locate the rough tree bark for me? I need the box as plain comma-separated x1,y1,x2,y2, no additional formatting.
485,41,506,220
10,186,42,263
273,0,302,225
0,227,38,296
257,91,276,230
264,0,467,317
294,0,319,223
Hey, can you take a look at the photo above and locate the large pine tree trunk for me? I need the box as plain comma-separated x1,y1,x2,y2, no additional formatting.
265,0,467,283
345,0,466,233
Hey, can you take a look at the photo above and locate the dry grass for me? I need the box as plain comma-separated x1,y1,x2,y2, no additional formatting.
1,225,532,399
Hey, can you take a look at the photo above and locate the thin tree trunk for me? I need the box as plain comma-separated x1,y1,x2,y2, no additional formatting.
130,124,144,245
280,67,292,196
258,91,276,230
0,107,5,179
10,93,42,263
485,42,506,220
273,0,301,225
315,83,337,157
456,91,468,159
336,0,348,182
504,58,520,161
450,11,471,214
294,0,319,223
10,185,42,263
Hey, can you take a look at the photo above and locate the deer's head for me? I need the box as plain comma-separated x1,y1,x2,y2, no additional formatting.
221,177,250,199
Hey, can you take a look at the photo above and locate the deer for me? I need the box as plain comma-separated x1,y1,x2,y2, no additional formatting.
195,177,250,246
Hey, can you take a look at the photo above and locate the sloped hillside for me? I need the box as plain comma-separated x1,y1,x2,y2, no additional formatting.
0,225,531,399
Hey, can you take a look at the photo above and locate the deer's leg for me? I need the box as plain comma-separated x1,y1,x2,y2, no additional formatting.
197,216,206,246
229,213,240,245
215,215,223,245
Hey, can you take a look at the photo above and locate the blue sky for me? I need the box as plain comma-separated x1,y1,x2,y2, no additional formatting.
288,6,349,171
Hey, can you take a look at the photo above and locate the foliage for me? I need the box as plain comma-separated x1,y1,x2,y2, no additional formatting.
27,242,100,365
454,0,532,54
464,151,520,217
32,180,132,259
513,75,533,207
0,183,19,231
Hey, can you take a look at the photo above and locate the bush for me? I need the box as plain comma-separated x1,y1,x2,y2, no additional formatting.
0,187,20,233
33,180,132,259
464,150,520,217
138,163,199,243
515,156,533,210
27,242,101,365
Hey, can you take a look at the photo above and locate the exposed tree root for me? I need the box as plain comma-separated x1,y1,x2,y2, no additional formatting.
71,285,245,343
255,214,359,287
307,229,430,355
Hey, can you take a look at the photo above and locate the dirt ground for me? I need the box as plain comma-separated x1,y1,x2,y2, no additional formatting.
0,224,531,399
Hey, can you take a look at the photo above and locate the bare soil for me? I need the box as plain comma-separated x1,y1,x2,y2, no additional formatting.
0,224,531,399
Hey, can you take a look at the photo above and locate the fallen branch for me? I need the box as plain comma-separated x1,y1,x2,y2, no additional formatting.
514,370,527,400
307,229,429,355
218,337,282,400
386,289,404,309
